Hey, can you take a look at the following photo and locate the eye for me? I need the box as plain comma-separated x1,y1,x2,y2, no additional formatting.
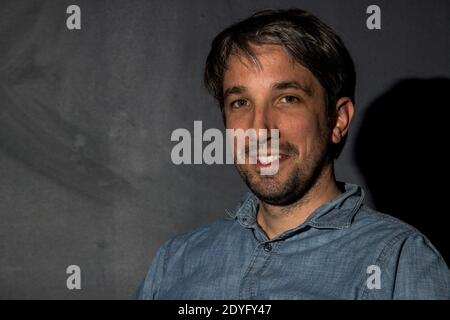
280,95,300,104
229,99,249,109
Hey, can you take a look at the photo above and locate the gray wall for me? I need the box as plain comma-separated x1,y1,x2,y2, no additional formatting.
0,0,449,299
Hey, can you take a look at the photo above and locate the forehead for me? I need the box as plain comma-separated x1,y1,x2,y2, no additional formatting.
223,44,321,94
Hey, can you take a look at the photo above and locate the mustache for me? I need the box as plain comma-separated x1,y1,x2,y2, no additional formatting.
243,141,298,157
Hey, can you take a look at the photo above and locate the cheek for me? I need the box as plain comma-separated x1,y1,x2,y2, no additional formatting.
224,110,245,130
280,114,325,153
279,116,320,143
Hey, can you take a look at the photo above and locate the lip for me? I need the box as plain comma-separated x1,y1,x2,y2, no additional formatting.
256,154,290,169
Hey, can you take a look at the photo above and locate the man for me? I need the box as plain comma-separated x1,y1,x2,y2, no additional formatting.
137,9,450,299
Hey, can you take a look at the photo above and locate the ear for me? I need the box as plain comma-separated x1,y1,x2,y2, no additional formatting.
331,97,355,144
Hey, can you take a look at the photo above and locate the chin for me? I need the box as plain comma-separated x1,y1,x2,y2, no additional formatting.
240,169,300,205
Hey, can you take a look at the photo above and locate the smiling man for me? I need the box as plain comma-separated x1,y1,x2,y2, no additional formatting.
137,9,450,299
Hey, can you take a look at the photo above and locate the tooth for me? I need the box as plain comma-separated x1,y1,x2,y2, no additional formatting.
256,154,282,164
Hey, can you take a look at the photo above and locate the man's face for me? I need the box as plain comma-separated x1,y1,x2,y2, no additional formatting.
223,44,332,205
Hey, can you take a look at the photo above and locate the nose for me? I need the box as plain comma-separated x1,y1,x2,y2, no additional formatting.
250,103,275,143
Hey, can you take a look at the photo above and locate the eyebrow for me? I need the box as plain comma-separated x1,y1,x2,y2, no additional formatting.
223,85,246,98
272,81,313,96
223,81,313,98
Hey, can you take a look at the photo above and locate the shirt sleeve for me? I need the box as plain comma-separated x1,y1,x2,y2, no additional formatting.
387,232,450,299
135,240,170,300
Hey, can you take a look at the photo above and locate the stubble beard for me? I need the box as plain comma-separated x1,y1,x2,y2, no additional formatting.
235,133,332,206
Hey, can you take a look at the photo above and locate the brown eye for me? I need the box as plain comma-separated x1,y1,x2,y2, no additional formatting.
230,99,248,109
280,95,299,104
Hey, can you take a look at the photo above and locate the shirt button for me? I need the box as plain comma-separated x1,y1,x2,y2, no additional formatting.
263,243,273,252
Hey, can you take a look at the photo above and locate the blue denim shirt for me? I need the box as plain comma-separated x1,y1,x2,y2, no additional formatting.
137,183,450,299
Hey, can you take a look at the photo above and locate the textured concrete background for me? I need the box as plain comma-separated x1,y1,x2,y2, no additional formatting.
0,0,449,299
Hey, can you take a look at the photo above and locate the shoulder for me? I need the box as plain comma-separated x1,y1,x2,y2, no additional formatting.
136,217,240,299
353,204,423,241
354,206,450,299
160,217,239,256
356,206,442,257
350,204,447,271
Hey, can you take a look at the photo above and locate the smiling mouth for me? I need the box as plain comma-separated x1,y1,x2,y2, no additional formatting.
252,154,290,168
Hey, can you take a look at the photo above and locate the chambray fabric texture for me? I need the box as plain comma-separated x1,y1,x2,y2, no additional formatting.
136,183,450,299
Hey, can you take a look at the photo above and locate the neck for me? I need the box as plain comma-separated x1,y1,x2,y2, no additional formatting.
256,163,342,240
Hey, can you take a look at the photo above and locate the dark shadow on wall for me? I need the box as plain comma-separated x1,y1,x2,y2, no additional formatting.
355,78,450,265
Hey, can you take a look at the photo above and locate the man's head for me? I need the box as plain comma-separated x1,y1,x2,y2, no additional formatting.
204,9,355,205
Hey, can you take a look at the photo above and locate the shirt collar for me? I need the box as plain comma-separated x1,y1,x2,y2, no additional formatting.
225,182,364,235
